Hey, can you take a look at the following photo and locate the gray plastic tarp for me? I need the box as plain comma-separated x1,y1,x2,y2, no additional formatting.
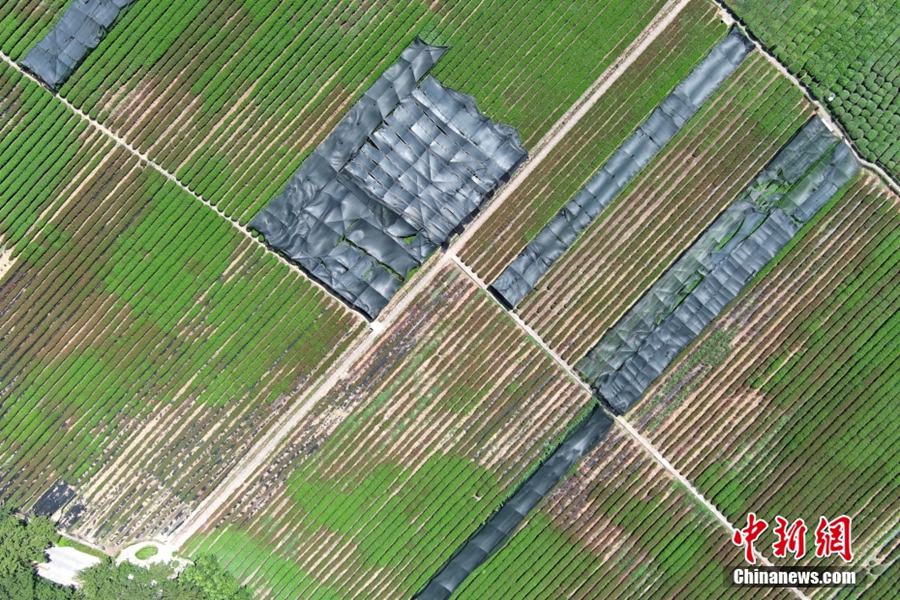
32,480,76,517
577,118,860,413
22,0,134,89
491,29,753,308
252,40,526,318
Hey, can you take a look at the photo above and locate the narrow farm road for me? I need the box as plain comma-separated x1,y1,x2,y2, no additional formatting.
449,254,809,600
0,243,13,281
451,0,696,251
170,0,697,547
0,7,814,595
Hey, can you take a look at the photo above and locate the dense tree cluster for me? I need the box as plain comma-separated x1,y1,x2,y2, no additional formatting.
0,508,251,600
728,0,898,175
0,508,67,600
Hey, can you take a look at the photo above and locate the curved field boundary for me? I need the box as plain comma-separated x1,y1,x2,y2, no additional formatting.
720,0,899,179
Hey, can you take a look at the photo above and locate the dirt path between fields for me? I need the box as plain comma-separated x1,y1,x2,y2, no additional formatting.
0,10,810,595
166,0,697,548
451,0,696,252
450,255,808,600
0,243,13,281
0,51,366,326
166,256,456,547
711,0,899,194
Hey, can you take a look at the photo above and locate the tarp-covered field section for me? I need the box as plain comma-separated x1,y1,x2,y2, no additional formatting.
21,0,134,89
726,0,899,176
0,0,668,222
185,264,593,600
460,0,726,282
490,28,753,308
628,174,898,592
0,0,69,57
251,40,526,318
418,407,614,599
580,118,859,413
0,62,365,547
454,426,790,600
515,51,812,364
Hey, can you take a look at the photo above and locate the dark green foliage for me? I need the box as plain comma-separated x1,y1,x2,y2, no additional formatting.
727,0,899,176
180,556,252,600
0,505,251,599
78,561,177,600
73,557,252,600
0,509,57,576
0,507,74,600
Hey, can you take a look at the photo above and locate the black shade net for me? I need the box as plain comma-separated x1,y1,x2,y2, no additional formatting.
251,40,526,318
22,0,134,89
491,30,753,308
578,118,860,413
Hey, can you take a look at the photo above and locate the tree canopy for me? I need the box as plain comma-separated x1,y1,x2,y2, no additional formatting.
0,507,68,600
0,507,251,600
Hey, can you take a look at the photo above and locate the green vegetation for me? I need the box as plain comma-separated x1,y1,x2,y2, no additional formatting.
186,529,334,600
455,432,758,599
0,506,251,600
54,538,106,561
187,268,592,598
287,456,495,579
518,53,811,362
179,556,253,600
708,196,898,519
635,329,735,430
0,507,67,600
462,0,727,278
0,62,364,543
133,546,158,561
77,555,251,600
636,176,898,565
0,0,669,221
0,0,67,59
727,0,899,175
0,1,895,597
